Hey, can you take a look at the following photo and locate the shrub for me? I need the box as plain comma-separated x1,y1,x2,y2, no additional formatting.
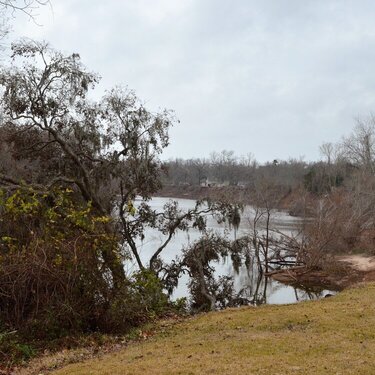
0,188,169,343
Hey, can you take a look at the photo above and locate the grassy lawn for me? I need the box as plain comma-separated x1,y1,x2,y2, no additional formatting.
52,283,375,375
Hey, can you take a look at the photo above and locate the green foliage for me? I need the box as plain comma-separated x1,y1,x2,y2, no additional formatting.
170,297,188,314
0,187,113,247
102,270,169,332
0,186,175,368
131,270,169,316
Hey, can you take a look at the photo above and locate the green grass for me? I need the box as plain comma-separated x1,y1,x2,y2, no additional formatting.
52,283,375,374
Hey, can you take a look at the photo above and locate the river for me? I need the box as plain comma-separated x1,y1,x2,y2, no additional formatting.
128,197,333,305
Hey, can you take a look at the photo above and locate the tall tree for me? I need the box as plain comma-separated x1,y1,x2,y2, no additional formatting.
0,40,176,285
0,40,240,290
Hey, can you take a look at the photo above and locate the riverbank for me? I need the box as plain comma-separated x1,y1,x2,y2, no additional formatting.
30,282,375,374
268,254,375,291
157,185,316,216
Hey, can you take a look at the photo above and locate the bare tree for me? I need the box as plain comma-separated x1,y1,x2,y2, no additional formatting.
0,0,50,43
320,142,334,165
342,117,375,173
0,0,49,18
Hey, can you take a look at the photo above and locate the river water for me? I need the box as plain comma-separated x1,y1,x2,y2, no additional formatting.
129,197,333,305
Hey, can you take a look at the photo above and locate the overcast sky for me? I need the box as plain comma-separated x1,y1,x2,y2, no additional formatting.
6,0,375,162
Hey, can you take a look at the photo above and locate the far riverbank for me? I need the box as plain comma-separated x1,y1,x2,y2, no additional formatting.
157,184,316,216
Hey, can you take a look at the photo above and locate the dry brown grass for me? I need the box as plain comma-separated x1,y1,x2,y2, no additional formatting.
48,283,375,375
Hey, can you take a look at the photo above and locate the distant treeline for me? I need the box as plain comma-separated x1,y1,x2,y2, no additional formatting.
163,151,304,187
162,149,351,195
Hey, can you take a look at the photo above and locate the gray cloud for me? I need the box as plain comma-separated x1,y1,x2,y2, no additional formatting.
9,0,375,162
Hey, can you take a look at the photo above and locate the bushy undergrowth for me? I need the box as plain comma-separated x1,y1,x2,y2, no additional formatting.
0,329,34,365
0,188,171,365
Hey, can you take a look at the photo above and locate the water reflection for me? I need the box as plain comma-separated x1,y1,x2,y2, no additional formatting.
133,197,334,305
226,253,334,306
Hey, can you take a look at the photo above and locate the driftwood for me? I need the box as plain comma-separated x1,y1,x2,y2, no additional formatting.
268,260,305,266
264,265,306,277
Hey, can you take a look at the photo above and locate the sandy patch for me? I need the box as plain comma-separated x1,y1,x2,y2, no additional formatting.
338,255,375,272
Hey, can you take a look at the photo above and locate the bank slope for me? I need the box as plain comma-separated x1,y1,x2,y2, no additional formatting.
53,283,375,375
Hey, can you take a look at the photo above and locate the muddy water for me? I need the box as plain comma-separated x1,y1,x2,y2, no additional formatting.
129,197,333,304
